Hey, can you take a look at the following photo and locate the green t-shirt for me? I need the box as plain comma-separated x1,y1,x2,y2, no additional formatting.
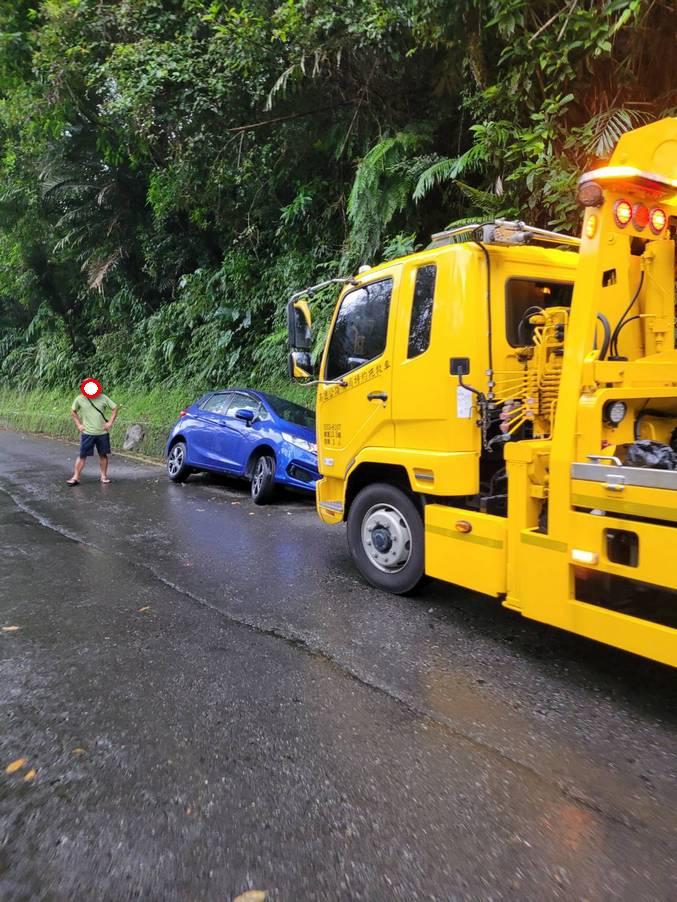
71,394,117,436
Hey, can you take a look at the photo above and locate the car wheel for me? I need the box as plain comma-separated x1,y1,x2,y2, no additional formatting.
251,454,276,505
347,482,424,594
167,441,192,483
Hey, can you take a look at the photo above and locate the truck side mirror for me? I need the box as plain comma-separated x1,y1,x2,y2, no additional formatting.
288,350,313,380
287,297,312,351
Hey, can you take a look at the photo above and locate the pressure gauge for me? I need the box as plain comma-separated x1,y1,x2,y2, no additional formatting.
603,400,627,426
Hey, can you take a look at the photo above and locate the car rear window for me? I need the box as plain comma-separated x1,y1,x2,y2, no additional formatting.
201,392,232,413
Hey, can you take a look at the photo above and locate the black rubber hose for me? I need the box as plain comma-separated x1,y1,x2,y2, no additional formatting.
612,314,640,353
594,312,611,360
610,270,645,358
473,240,494,399
517,305,544,346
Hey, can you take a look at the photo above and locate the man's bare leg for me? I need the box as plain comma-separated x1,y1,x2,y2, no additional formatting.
68,456,86,484
99,454,110,483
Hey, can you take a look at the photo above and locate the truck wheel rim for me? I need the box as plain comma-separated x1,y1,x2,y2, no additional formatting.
361,503,412,573
168,445,183,476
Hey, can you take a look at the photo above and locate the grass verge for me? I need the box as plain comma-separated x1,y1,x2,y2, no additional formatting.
0,380,316,459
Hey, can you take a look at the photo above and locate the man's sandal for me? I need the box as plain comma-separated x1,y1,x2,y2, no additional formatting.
66,479,79,486
100,477,111,484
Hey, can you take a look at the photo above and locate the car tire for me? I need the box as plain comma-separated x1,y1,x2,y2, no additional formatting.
347,482,424,594
167,441,192,483
251,454,277,505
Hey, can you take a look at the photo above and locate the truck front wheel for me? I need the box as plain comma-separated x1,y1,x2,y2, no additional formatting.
347,483,424,594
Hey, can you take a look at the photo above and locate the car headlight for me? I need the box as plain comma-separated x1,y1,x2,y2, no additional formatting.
282,432,317,453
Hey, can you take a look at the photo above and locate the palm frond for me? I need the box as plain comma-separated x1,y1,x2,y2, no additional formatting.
585,106,653,157
413,144,487,201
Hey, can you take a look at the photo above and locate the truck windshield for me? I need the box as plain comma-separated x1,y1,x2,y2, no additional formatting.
325,278,393,380
265,394,315,428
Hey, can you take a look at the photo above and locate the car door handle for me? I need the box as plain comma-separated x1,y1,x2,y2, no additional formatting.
367,392,388,402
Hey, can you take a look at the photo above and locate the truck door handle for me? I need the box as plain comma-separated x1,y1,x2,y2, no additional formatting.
367,392,388,402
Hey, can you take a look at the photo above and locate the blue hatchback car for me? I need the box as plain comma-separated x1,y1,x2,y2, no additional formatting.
165,389,319,504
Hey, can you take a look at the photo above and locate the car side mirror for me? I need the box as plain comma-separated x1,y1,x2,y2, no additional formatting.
235,408,255,426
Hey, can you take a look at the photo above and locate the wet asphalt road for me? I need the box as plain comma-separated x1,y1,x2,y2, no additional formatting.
0,431,675,901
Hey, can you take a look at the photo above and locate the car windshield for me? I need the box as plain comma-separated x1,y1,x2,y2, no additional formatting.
264,394,315,428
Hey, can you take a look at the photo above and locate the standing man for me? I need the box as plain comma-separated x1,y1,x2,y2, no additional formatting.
67,379,119,485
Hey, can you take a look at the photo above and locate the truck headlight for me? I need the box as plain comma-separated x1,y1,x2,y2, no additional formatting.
603,400,627,426
282,432,317,453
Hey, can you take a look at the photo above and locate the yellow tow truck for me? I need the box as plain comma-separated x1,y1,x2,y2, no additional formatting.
287,118,677,668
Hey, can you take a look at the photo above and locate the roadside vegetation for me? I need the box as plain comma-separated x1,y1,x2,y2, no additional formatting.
0,0,674,446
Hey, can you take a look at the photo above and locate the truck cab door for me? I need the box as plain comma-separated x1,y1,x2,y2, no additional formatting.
316,274,398,478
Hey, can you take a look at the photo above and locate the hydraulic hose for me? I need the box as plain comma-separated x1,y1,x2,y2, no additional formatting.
609,270,645,359
472,240,494,400
594,312,611,361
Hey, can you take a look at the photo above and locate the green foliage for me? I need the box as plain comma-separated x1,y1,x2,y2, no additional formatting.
0,0,674,399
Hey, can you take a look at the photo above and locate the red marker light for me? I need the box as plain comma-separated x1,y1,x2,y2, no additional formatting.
80,378,102,398
649,207,667,234
613,199,632,227
632,203,649,231
179,409,188,418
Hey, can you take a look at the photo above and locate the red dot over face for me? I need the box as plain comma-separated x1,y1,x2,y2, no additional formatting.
80,378,102,398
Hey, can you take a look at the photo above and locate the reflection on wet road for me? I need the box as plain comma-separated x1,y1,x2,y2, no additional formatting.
1,431,676,900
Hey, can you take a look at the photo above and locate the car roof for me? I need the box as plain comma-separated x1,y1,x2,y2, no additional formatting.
198,388,313,415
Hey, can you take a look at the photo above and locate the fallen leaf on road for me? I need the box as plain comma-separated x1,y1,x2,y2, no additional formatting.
72,748,86,755
233,893,267,902
24,769,37,781
248,512,255,516
5,758,28,774
138,606,150,613
2,625,20,632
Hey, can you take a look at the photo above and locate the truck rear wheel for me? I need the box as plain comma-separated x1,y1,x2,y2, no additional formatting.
347,483,424,594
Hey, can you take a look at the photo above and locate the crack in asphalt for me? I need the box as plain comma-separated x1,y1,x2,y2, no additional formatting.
0,480,666,842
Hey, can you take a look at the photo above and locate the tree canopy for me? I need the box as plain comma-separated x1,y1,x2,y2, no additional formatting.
0,0,674,391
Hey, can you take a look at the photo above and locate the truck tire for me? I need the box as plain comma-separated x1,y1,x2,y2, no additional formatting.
347,482,424,594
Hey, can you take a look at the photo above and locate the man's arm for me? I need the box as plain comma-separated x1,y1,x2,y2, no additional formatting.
70,409,85,433
104,404,119,432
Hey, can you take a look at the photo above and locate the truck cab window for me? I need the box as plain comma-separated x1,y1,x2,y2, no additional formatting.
407,264,436,358
505,278,573,347
325,279,392,380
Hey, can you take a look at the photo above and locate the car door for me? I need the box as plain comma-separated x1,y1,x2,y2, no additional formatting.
188,391,232,467
210,392,261,472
